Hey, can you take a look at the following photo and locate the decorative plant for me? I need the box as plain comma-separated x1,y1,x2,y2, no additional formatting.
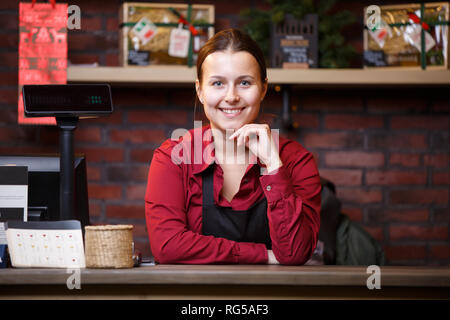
240,0,357,68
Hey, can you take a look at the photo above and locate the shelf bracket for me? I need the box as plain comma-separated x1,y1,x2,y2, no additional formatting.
281,85,293,133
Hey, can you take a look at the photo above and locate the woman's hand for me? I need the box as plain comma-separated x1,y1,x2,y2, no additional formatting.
267,250,280,264
228,124,282,173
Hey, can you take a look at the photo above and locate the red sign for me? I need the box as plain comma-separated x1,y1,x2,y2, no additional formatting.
18,1,68,125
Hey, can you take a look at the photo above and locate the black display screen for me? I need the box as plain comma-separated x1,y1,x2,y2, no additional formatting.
23,84,113,116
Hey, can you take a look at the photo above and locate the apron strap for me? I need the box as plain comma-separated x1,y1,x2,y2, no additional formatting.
202,164,215,206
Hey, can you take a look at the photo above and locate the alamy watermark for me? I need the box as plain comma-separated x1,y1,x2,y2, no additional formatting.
366,265,381,290
66,268,81,290
365,5,381,31
67,5,81,30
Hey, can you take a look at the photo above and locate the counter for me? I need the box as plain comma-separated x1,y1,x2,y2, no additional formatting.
1,265,449,299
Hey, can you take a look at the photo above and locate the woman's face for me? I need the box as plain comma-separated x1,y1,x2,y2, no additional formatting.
196,50,267,133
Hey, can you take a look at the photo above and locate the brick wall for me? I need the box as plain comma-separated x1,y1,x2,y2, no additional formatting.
0,0,448,265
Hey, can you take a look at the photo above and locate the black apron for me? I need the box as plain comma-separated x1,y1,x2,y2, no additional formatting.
201,164,272,249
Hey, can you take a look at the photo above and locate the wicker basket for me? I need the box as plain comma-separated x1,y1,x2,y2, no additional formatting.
84,225,134,268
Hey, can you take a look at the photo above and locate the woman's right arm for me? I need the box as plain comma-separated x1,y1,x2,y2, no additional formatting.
145,140,268,264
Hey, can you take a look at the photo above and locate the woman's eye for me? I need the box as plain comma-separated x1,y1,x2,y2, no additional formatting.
240,80,251,86
212,81,223,86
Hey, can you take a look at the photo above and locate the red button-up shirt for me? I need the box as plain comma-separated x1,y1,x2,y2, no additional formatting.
145,124,321,265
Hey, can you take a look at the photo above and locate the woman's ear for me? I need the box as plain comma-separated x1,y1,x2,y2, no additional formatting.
195,79,203,104
260,77,268,102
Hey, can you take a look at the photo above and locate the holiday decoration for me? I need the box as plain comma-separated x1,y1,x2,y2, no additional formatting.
364,2,449,69
119,3,214,67
18,0,68,125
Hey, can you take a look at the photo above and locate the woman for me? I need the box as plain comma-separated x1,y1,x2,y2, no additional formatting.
145,28,321,265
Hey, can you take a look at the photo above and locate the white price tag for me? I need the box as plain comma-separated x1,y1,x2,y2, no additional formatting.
169,27,191,58
131,17,157,46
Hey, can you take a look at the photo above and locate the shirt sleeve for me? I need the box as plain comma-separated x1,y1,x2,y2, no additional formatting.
259,143,321,265
145,139,268,264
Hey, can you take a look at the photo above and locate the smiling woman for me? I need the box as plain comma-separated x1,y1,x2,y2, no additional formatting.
145,28,322,265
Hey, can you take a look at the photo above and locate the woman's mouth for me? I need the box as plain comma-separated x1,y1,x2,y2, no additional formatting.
219,107,245,117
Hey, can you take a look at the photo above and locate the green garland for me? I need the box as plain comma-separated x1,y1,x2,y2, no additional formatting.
240,0,357,68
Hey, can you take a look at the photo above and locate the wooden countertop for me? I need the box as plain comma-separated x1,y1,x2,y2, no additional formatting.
1,265,449,287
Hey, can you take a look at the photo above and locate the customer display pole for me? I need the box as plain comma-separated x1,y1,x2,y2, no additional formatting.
56,117,78,221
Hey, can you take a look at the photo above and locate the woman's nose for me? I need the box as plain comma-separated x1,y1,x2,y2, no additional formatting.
224,86,240,104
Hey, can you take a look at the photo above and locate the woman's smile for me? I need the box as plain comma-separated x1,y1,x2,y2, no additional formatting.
219,106,246,117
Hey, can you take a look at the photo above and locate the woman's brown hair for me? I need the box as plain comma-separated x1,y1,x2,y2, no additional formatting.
196,28,267,85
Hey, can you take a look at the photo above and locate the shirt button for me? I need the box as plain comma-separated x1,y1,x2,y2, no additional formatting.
266,185,272,191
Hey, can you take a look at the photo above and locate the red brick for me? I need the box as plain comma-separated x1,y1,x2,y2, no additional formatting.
0,126,37,143
291,113,320,129
389,153,421,167
389,189,449,205
106,17,119,32
435,208,450,222
303,132,363,149
361,226,384,242
342,207,363,222
433,171,450,185
430,245,450,259
132,223,149,239
0,89,18,105
88,184,122,200
127,184,147,201
113,88,168,107
0,13,18,31
67,53,100,65
0,33,18,49
367,208,429,223
128,110,188,126
318,169,362,185
68,33,116,51
325,151,384,167
262,91,283,109
75,127,101,143
389,225,448,241
107,165,149,182
0,52,17,68
367,96,426,113
106,54,119,66
109,129,167,144
106,204,145,219
86,165,101,181
130,148,155,163
83,111,123,124
368,133,427,149
424,154,450,168
0,71,17,86
0,145,57,154
324,114,383,129
170,88,198,107
433,98,450,112
366,170,427,185
391,115,450,130
76,147,124,162
336,188,383,204
385,245,427,260
39,127,59,145
80,17,102,32
0,107,16,123
301,95,363,112
76,1,119,14
88,201,102,218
